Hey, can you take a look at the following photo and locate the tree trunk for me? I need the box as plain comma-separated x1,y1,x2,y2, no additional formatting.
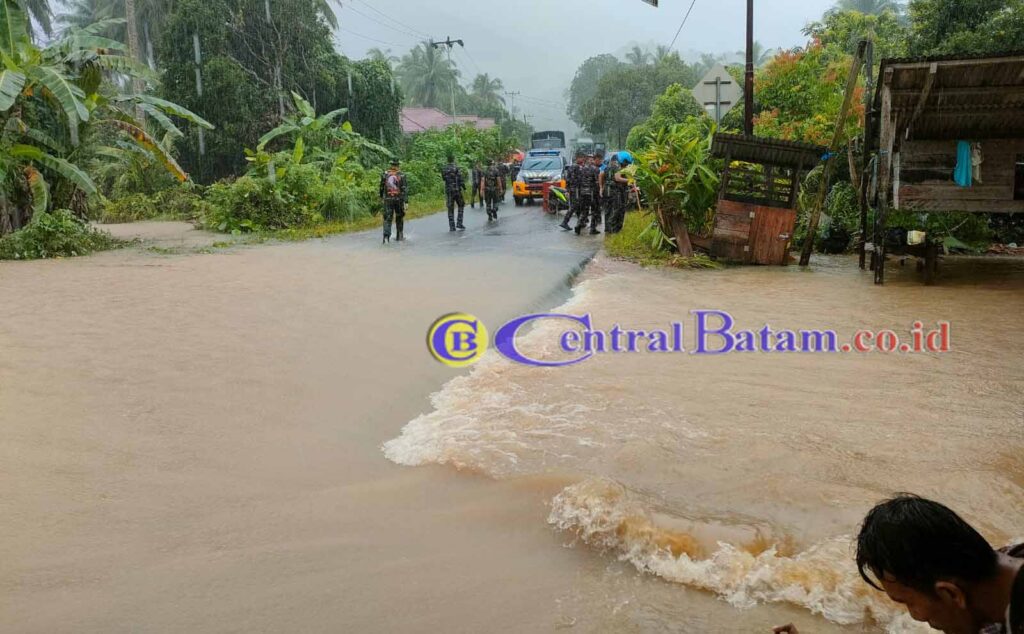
847,144,861,192
656,208,694,258
125,0,145,125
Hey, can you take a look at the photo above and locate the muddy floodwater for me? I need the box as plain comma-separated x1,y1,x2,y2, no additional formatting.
2,208,1023,633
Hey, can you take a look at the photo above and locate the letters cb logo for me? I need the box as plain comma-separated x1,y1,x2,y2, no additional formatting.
427,313,489,368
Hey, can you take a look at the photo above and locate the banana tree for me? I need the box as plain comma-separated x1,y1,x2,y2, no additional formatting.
250,90,389,181
633,121,720,257
0,0,213,233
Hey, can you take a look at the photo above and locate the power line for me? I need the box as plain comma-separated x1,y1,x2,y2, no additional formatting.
340,4,422,42
348,0,432,40
337,26,406,48
668,0,698,51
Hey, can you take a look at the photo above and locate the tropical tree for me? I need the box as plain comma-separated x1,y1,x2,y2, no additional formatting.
566,54,623,127
906,0,1024,56
0,0,212,233
366,47,398,65
632,120,720,257
396,42,461,110
624,45,653,66
735,41,778,67
470,73,504,109
832,0,903,14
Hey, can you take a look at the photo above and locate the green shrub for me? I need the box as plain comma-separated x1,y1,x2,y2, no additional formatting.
154,186,212,221
204,175,317,233
99,193,160,223
0,210,122,260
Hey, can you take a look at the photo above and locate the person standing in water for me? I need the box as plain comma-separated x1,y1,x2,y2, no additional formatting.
441,153,466,232
379,158,408,243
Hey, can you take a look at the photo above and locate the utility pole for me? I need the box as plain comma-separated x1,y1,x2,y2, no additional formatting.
430,37,464,125
744,0,754,135
504,90,520,118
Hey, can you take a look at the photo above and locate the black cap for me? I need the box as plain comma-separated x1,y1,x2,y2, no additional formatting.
390,158,400,166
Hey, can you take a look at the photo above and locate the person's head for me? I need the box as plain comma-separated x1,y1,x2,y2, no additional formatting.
488,158,495,166
609,154,620,166
389,158,400,170
575,151,585,165
857,495,1000,634
446,153,455,164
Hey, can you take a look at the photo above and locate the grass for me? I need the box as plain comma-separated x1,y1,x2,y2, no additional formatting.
605,210,721,270
266,194,447,242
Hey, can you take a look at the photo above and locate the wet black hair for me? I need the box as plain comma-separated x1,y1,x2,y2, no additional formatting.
447,153,455,163
856,494,999,594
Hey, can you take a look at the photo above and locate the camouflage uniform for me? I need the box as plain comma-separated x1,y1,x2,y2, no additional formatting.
560,161,583,230
441,161,466,231
605,159,627,234
379,167,408,243
484,163,502,221
498,162,510,200
470,165,484,208
575,162,601,235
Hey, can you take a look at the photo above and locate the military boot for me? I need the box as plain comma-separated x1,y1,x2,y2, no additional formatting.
456,209,466,230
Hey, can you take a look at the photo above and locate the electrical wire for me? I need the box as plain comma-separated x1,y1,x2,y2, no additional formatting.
348,0,432,40
668,0,698,51
341,4,423,42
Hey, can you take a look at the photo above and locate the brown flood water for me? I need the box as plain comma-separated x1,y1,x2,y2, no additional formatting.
2,208,1023,633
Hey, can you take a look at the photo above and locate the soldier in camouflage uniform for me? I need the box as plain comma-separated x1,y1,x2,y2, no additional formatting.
575,155,601,236
470,161,484,209
604,154,624,234
379,158,408,243
560,152,586,231
441,154,466,231
482,159,502,221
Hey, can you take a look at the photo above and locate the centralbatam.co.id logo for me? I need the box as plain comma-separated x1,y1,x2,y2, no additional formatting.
427,313,489,368
427,311,952,368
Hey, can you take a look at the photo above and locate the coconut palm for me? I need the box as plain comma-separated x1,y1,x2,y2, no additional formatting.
653,44,682,65
396,42,460,110
736,41,777,68
366,47,398,65
624,45,653,66
470,73,504,109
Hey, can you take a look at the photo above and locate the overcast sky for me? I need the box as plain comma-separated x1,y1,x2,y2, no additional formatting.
334,0,838,135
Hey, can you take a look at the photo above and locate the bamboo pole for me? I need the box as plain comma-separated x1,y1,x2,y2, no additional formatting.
799,40,868,267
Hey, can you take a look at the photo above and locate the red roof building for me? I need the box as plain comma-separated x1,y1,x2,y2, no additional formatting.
400,107,496,134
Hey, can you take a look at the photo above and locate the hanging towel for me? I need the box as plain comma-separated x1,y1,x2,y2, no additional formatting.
954,140,973,187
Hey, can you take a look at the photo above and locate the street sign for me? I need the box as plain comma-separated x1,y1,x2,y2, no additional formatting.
693,63,742,124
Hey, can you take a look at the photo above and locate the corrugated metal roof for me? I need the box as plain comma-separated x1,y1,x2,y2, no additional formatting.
872,52,1024,140
711,133,825,169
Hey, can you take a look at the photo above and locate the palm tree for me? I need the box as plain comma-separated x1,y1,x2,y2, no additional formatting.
832,0,902,14
470,73,504,109
653,44,682,65
736,41,777,68
366,47,398,66
396,42,460,110
624,45,652,67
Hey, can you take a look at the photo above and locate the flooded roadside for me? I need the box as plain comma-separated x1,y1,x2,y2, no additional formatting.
3,209,1022,632
386,253,1024,632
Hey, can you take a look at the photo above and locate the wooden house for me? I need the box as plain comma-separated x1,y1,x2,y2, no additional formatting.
871,52,1024,283
708,133,825,265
